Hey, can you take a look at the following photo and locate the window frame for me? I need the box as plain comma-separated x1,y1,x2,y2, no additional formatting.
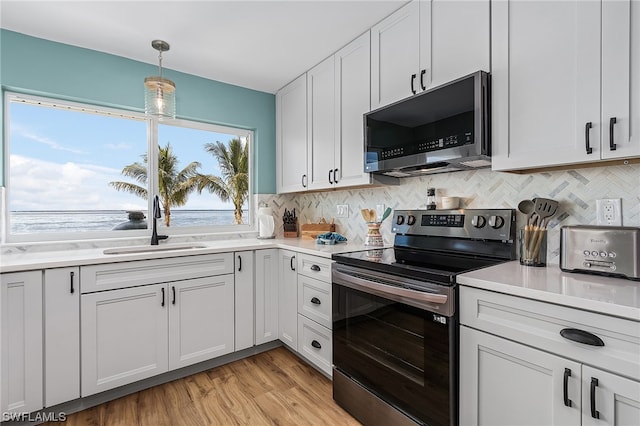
2,92,255,243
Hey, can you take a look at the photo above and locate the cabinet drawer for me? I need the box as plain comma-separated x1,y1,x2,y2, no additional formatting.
297,253,332,282
298,275,332,329
81,253,234,293
297,314,332,377
460,286,640,381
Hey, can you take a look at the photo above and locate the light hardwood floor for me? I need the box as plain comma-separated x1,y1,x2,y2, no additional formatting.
44,347,360,426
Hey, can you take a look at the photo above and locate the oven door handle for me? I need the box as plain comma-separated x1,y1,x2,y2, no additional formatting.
332,268,448,309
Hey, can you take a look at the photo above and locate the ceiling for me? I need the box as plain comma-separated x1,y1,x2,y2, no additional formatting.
0,0,407,94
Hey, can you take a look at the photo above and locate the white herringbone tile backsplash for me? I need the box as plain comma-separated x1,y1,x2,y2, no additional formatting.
259,163,640,264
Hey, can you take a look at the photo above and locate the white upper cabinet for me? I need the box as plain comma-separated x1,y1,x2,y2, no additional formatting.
307,55,336,190
276,74,308,193
430,0,490,88
371,0,430,109
335,31,372,188
492,0,640,171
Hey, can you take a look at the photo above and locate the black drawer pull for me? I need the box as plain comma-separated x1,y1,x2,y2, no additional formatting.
333,168,339,184
609,117,617,151
310,297,321,305
172,286,176,305
310,265,321,272
70,271,75,294
237,255,242,272
560,328,604,346
328,169,333,184
161,287,165,307
585,122,593,154
590,377,600,419
420,69,426,91
290,256,296,271
311,340,322,349
410,73,417,94
563,368,572,407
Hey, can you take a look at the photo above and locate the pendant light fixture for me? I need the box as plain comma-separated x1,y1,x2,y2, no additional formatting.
144,40,176,119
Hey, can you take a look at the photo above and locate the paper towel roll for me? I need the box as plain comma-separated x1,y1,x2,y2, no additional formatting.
258,207,273,216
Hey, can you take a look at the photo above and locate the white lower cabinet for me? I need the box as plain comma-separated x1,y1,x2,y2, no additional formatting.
234,251,255,351
0,271,43,414
278,249,298,350
255,249,279,345
81,283,169,396
44,267,80,407
460,286,640,426
168,275,234,370
297,314,332,376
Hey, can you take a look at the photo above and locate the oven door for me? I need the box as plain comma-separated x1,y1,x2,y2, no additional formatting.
332,264,457,426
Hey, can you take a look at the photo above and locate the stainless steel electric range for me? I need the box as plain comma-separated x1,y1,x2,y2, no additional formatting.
332,209,517,426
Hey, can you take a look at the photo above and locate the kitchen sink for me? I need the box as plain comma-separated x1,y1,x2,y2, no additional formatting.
103,243,208,255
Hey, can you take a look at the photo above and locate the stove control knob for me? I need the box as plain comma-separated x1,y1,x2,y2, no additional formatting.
396,215,405,225
471,215,486,228
488,215,505,229
407,215,416,226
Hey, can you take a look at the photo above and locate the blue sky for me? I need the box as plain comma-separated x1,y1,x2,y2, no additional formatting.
9,101,236,211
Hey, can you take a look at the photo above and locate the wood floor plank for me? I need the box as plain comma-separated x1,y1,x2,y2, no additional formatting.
44,347,359,426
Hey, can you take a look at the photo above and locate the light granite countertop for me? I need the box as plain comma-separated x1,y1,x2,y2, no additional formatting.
458,261,640,321
0,238,371,273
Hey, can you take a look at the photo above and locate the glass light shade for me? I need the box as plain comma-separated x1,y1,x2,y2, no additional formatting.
144,76,176,119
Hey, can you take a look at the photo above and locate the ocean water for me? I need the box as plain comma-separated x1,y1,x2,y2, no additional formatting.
10,210,248,234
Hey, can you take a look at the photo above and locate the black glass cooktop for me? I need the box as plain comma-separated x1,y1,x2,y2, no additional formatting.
332,246,508,285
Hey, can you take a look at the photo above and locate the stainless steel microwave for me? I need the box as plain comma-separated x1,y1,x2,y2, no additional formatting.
364,71,490,177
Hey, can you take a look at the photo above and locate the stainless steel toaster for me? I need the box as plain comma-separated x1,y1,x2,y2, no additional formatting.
560,225,640,281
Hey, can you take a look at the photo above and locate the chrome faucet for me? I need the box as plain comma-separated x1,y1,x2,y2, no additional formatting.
151,195,168,245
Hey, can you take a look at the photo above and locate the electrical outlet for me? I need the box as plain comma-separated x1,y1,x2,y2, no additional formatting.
596,198,622,226
336,204,349,218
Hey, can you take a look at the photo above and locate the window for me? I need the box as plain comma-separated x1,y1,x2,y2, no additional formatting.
3,93,253,242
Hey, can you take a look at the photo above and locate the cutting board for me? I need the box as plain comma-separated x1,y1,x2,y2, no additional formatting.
300,224,336,240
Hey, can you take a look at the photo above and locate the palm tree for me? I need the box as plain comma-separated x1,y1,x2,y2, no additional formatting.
196,138,249,224
109,143,201,227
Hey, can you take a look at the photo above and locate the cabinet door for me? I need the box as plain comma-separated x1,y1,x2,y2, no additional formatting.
430,0,489,87
278,249,298,350
601,0,639,160
234,251,255,351
307,55,336,190
169,275,234,370
1,271,43,414
44,267,80,407
371,0,426,108
460,326,581,426
81,284,168,396
276,74,308,193
582,366,640,426
491,0,601,170
335,31,371,188
255,249,279,345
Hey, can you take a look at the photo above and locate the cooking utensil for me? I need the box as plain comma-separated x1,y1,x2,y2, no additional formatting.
380,207,392,222
527,198,559,260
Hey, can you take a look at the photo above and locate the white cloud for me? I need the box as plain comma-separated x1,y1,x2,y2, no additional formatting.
8,154,233,211
12,124,87,154
105,142,133,151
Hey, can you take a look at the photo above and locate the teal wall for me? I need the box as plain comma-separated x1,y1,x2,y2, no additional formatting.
0,29,276,193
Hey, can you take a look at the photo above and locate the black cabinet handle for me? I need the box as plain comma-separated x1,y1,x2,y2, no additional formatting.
161,287,165,307
311,297,321,305
70,271,75,294
310,264,321,272
172,286,176,305
590,377,600,419
563,368,572,407
585,122,593,154
311,340,322,349
420,69,426,91
410,73,417,95
609,117,617,151
302,174,307,188
290,255,296,271
237,255,242,272
333,168,339,184
560,328,604,346
328,169,333,184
